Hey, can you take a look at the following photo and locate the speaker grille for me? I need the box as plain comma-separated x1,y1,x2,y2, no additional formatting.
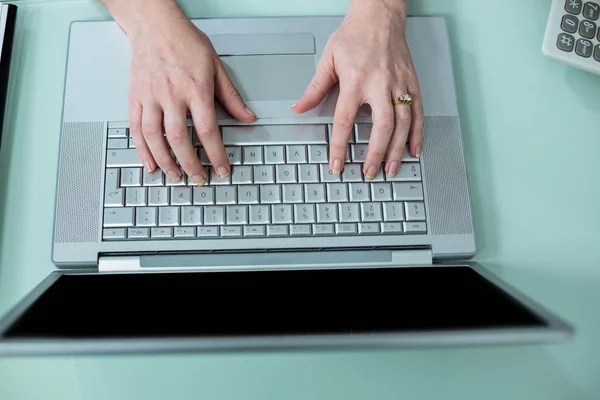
54,122,104,243
423,115,473,236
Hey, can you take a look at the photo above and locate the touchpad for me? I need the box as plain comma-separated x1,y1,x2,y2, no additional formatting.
219,54,316,105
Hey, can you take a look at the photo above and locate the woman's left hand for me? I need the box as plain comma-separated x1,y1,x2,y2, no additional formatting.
292,0,423,180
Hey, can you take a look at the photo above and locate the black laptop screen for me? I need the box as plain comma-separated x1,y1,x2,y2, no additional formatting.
3,266,546,339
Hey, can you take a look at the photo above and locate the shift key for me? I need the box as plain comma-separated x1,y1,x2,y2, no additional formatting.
106,149,142,167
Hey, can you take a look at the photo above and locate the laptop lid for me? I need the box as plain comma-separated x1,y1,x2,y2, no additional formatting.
0,4,16,153
0,263,572,355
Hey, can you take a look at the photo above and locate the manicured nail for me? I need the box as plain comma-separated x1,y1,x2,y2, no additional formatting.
290,103,297,109
387,161,399,177
217,166,229,178
143,161,154,174
167,170,181,182
191,174,206,186
245,106,256,117
332,159,342,175
416,144,422,158
365,165,379,180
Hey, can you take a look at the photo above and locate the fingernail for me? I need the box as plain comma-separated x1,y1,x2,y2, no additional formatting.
416,144,422,158
290,103,297,109
365,165,379,180
217,166,229,178
245,106,256,117
191,174,206,186
387,161,399,177
143,161,154,174
167,170,181,182
332,159,342,175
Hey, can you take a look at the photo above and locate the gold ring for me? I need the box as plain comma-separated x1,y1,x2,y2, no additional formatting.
393,94,412,105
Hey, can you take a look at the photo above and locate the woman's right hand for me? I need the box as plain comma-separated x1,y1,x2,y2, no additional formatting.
104,0,256,185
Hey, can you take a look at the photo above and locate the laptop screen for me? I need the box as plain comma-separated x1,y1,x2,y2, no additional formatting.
3,266,546,339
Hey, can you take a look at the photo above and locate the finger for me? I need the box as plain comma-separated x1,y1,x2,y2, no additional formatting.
189,92,230,178
141,102,181,182
364,94,395,180
292,52,337,113
329,86,361,174
407,86,424,158
214,60,256,123
384,96,412,178
163,100,207,186
129,99,156,174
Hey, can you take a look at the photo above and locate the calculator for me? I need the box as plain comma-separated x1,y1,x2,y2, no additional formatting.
542,0,600,75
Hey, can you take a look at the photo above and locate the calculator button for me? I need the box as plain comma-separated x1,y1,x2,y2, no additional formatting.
576,38,593,57
579,19,597,38
566,0,583,14
583,1,600,20
561,14,579,32
594,44,600,61
598,25,600,39
557,33,575,52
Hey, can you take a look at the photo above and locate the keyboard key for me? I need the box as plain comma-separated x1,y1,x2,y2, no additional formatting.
290,224,312,236
159,207,180,226
339,203,360,223
103,228,126,240
128,137,136,148
231,166,253,184
171,187,192,205
404,221,427,234
305,184,326,203
204,206,225,225
387,162,421,181
193,186,214,205
151,227,173,239
106,149,142,168
175,227,196,238
576,38,593,57
371,183,392,201
221,226,242,237
105,188,125,207
561,14,579,33
361,202,383,222
286,145,307,163
225,147,242,165
244,226,266,236
105,168,120,190
392,182,424,201
222,124,327,145
317,204,338,223
327,183,348,202
313,224,334,235
267,225,288,236
238,185,259,204
349,183,370,202
272,204,293,224
104,207,134,227
227,205,248,224
216,186,237,204
579,19,597,38
197,227,219,237
136,207,157,227
299,164,319,183
565,0,582,14
584,1,599,19
383,202,405,222
264,146,285,164
294,204,316,223
149,187,169,206
358,223,380,234
351,144,368,162
210,167,231,185
335,223,358,235
342,164,362,182
182,206,202,226
243,146,263,164
381,222,403,234
595,44,600,61
405,202,426,221
107,138,128,149
308,145,328,163
260,185,281,204
276,164,297,183
250,205,270,224
283,184,304,203
120,168,142,187
143,169,164,186
128,227,150,239
355,123,371,143
320,165,341,182
254,165,275,183
108,128,128,138
166,173,187,186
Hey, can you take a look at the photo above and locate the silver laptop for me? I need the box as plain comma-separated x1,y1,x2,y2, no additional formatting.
0,16,573,355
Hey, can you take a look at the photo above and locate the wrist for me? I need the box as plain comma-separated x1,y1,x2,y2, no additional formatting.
348,0,408,24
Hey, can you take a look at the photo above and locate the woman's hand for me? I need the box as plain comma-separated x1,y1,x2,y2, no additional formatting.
102,0,256,184
293,0,423,180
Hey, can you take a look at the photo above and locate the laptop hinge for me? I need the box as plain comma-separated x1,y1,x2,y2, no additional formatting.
98,249,433,273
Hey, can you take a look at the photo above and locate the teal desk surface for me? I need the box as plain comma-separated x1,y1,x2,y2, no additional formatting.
0,0,599,399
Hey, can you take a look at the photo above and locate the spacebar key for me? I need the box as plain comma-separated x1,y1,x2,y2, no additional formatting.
222,125,327,145
106,149,143,167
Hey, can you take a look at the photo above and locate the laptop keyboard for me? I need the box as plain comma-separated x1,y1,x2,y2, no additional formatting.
102,123,427,240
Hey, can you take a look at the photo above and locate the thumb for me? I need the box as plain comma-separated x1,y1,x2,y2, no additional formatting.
292,54,337,113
